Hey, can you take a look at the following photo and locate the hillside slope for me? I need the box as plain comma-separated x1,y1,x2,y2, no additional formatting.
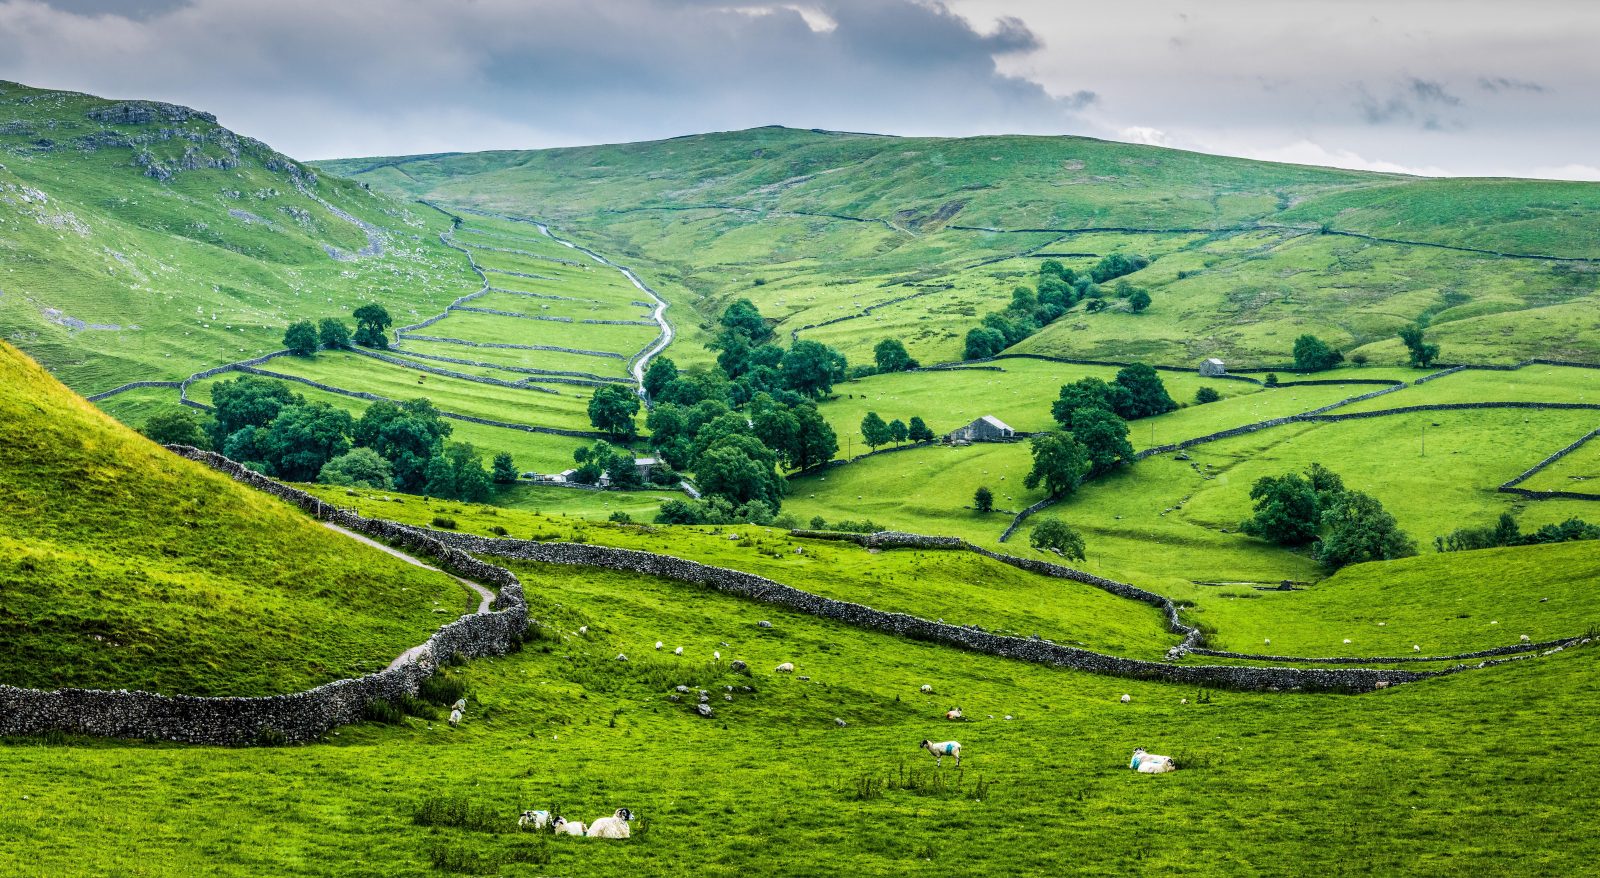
327,127,1600,367
0,81,481,395
0,341,468,696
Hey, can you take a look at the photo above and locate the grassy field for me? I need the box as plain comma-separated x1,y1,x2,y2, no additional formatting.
0,342,470,696
1333,364,1600,412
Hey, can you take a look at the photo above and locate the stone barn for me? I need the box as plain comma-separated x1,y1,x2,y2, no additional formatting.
1199,357,1227,377
948,415,1015,443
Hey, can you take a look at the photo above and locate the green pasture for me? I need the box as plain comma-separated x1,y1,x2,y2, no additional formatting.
418,309,658,358
395,337,634,379
1334,364,1600,412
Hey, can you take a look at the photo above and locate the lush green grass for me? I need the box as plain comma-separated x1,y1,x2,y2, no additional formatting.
419,309,658,357
1334,364,1600,412
0,342,469,696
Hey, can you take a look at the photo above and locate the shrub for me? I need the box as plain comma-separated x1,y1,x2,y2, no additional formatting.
809,515,827,529
420,673,468,707
413,796,501,832
609,511,633,524
361,698,405,725
1195,386,1221,404
974,486,994,513
1351,352,1369,366
1264,373,1279,387
432,515,458,529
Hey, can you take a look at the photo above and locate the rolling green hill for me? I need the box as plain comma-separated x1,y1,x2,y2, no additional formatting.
0,341,471,696
327,127,1600,369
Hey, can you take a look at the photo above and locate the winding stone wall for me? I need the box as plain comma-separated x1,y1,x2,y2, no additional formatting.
347,347,560,394
85,380,183,402
0,447,528,745
397,334,625,359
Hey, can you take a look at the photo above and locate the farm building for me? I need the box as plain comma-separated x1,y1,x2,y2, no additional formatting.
1199,357,1227,377
948,415,1015,443
599,457,662,488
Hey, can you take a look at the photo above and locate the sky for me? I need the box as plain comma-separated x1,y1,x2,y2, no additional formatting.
0,0,1595,179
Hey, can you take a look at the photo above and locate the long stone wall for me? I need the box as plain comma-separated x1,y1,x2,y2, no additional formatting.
347,346,561,394
1497,427,1600,500
397,334,625,359
0,447,529,745
85,380,183,402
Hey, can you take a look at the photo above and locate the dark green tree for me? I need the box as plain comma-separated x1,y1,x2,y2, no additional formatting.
719,298,772,345
283,320,319,356
1195,386,1221,404
1293,334,1344,372
260,401,354,481
974,486,994,513
907,416,934,442
1090,253,1150,283
874,338,917,373
426,442,491,502
1023,431,1091,498
791,403,839,471
696,434,782,509
1314,490,1417,568
354,398,452,492
209,376,299,448
588,384,641,438
643,357,679,398
317,318,352,350
1129,289,1152,312
751,400,802,469
888,418,908,445
1239,473,1321,546
964,326,1007,360
318,447,393,489
1113,363,1178,419
1398,324,1441,368
1069,406,1134,475
141,409,212,449
352,303,392,349
780,340,847,399
1052,377,1130,429
492,452,518,484
1029,517,1087,561
860,411,892,450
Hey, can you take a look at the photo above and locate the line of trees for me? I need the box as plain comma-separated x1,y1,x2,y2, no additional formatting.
1435,513,1600,553
282,303,389,356
860,412,934,451
964,255,1154,360
1023,364,1177,499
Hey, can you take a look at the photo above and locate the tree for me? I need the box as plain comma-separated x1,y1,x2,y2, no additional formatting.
888,418,909,445
781,340,846,399
751,401,801,469
1293,334,1344,372
860,411,892,450
1052,377,1130,429
1264,373,1280,387
209,376,299,448
352,303,392,349
963,326,1007,360
907,416,934,442
318,318,352,350
1399,324,1441,368
141,409,211,449
974,486,994,513
642,357,679,398
492,452,518,484
425,442,491,502
1023,431,1091,499
1090,253,1150,283
1239,473,1320,546
696,434,782,509
260,401,354,481
1314,490,1416,569
283,320,319,356
1068,407,1133,475
354,398,452,492
1304,462,1346,504
1128,289,1152,312
588,384,641,438
1039,259,1070,280
318,447,393,489
874,338,917,373
1029,517,1086,561
1195,386,1221,404
791,404,839,471
1113,363,1178,419
719,298,772,345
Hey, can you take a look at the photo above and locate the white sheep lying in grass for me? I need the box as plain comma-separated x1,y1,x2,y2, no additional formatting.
673,646,683,656
921,739,961,767
920,684,933,694
1120,694,1131,704
553,817,587,835
1129,748,1175,774
448,709,463,727
587,808,633,838
1521,634,1531,643
518,810,550,830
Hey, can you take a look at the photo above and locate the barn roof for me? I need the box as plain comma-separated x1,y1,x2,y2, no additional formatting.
978,415,1013,431
1204,357,1225,365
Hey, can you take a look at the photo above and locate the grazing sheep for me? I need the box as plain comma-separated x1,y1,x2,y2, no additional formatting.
714,651,721,660
449,709,463,727
920,684,933,694
587,809,633,838
775,662,795,673
696,703,713,717
616,653,628,662
655,641,664,651
1413,645,1421,652
518,810,551,830
553,817,587,836
1264,638,1271,645
835,718,847,727
1343,639,1352,644
758,621,773,628
1180,698,1188,705
945,707,963,720
1129,748,1175,774
673,646,683,656
1120,694,1131,704
921,739,961,767
450,698,467,712
578,626,588,635
1520,634,1531,643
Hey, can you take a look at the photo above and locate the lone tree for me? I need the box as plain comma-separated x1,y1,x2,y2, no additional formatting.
491,451,518,484
352,303,392,349
588,384,641,438
283,320,319,356
907,416,934,442
318,318,351,350
1398,324,1440,368
1314,490,1416,568
861,411,892,450
888,418,909,446
974,486,994,513
1293,334,1344,372
874,338,917,373
1029,517,1086,561
1128,289,1152,313
1195,386,1221,404
1239,472,1321,546
1023,431,1091,498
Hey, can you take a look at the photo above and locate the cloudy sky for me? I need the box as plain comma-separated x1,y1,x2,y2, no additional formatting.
1,0,1596,178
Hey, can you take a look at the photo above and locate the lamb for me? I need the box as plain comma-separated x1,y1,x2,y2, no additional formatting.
553,817,587,836
775,662,795,673
945,707,963,720
449,709,463,727
586,808,633,838
1129,748,1175,774
673,646,683,655
1520,634,1531,643
921,739,961,767
655,641,664,651
919,684,933,694
518,810,551,830
578,625,588,635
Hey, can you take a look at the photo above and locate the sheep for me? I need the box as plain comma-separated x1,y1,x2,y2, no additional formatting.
553,817,587,836
1343,639,1352,645
673,646,683,656
1129,748,1175,774
921,739,961,767
655,641,664,651
714,651,721,660
775,662,795,673
1520,634,1531,643
518,810,551,830
451,698,467,712
1120,694,1131,704
1413,645,1421,652
449,709,463,727
945,707,963,720
919,684,933,694
616,653,628,662
587,809,633,838
578,625,588,635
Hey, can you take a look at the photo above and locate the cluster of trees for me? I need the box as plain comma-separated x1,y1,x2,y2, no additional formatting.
1025,365,1177,499
1239,463,1415,568
1291,324,1439,372
1399,324,1440,368
963,257,1151,360
698,299,848,402
141,376,512,501
1029,516,1087,561
872,338,918,374
281,303,392,356
1435,513,1600,553
859,412,935,451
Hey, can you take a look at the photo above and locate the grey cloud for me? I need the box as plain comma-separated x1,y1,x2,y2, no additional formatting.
40,0,189,19
1408,78,1460,106
1355,79,1465,130
1478,76,1546,93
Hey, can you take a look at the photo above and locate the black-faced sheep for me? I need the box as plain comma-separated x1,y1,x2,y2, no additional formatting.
587,808,633,838
553,817,587,835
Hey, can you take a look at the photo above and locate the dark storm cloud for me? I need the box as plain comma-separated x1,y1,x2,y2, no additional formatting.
0,0,1088,157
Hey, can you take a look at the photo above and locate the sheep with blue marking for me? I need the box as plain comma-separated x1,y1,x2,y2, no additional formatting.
1129,748,1175,774
921,739,961,767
